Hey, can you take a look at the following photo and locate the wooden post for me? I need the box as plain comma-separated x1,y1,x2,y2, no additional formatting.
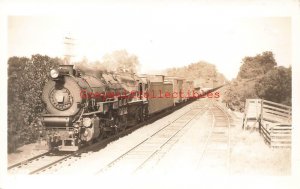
270,127,273,148
242,100,247,130
260,99,264,134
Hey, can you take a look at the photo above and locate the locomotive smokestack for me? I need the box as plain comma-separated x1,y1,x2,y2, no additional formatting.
59,65,75,76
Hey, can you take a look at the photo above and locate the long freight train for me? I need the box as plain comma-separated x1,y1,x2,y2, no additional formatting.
40,64,202,151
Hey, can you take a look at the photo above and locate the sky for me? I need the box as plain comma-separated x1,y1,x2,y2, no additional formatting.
7,5,292,80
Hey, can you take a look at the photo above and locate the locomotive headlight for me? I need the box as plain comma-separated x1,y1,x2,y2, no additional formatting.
82,118,92,127
50,69,59,79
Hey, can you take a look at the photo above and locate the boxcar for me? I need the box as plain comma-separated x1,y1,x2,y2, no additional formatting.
140,75,174,115
165,76,184,105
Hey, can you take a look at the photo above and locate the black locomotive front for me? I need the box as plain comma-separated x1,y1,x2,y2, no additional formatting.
41,65,130,151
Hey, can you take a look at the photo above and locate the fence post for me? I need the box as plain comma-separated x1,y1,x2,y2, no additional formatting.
270,127,273,148
242,100,247,130
259,99,263,134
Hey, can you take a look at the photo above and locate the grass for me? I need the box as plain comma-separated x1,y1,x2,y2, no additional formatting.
230,116,291,175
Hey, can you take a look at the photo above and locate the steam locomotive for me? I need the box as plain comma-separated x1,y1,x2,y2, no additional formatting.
40,64,195,151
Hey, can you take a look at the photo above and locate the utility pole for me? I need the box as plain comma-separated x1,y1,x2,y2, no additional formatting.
213,71,217,88
64,33,75,64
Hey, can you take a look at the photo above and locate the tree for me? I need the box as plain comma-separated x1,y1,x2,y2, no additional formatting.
222,79,258,111
237,51,277,79
165,61,227,88
223,51,291,112
255,66,291,106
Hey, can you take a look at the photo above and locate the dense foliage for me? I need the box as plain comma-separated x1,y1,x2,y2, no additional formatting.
237,51,277,79
255,66,292,105
8,55,61,152
223,51,291,112
165,61,227,88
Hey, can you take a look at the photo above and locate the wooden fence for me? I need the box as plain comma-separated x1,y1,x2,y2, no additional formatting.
243,99,262,130
243,99,292,148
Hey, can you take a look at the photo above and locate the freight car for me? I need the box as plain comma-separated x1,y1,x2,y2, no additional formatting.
164,76,185,105
40,64,195,151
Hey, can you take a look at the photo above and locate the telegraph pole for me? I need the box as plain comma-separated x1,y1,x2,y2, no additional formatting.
64,33,75,64
213,71,217,88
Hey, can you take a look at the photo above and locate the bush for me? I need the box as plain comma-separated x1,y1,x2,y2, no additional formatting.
7,54,61,152
255,66,291,106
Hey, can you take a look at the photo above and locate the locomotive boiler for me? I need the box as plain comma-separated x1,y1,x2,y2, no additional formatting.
41,65,147,151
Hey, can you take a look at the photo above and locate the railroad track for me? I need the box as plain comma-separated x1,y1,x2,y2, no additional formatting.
8,151,72,174
8,151,50,170
95,100,210,175
8,100,198,175
196,101,232,174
